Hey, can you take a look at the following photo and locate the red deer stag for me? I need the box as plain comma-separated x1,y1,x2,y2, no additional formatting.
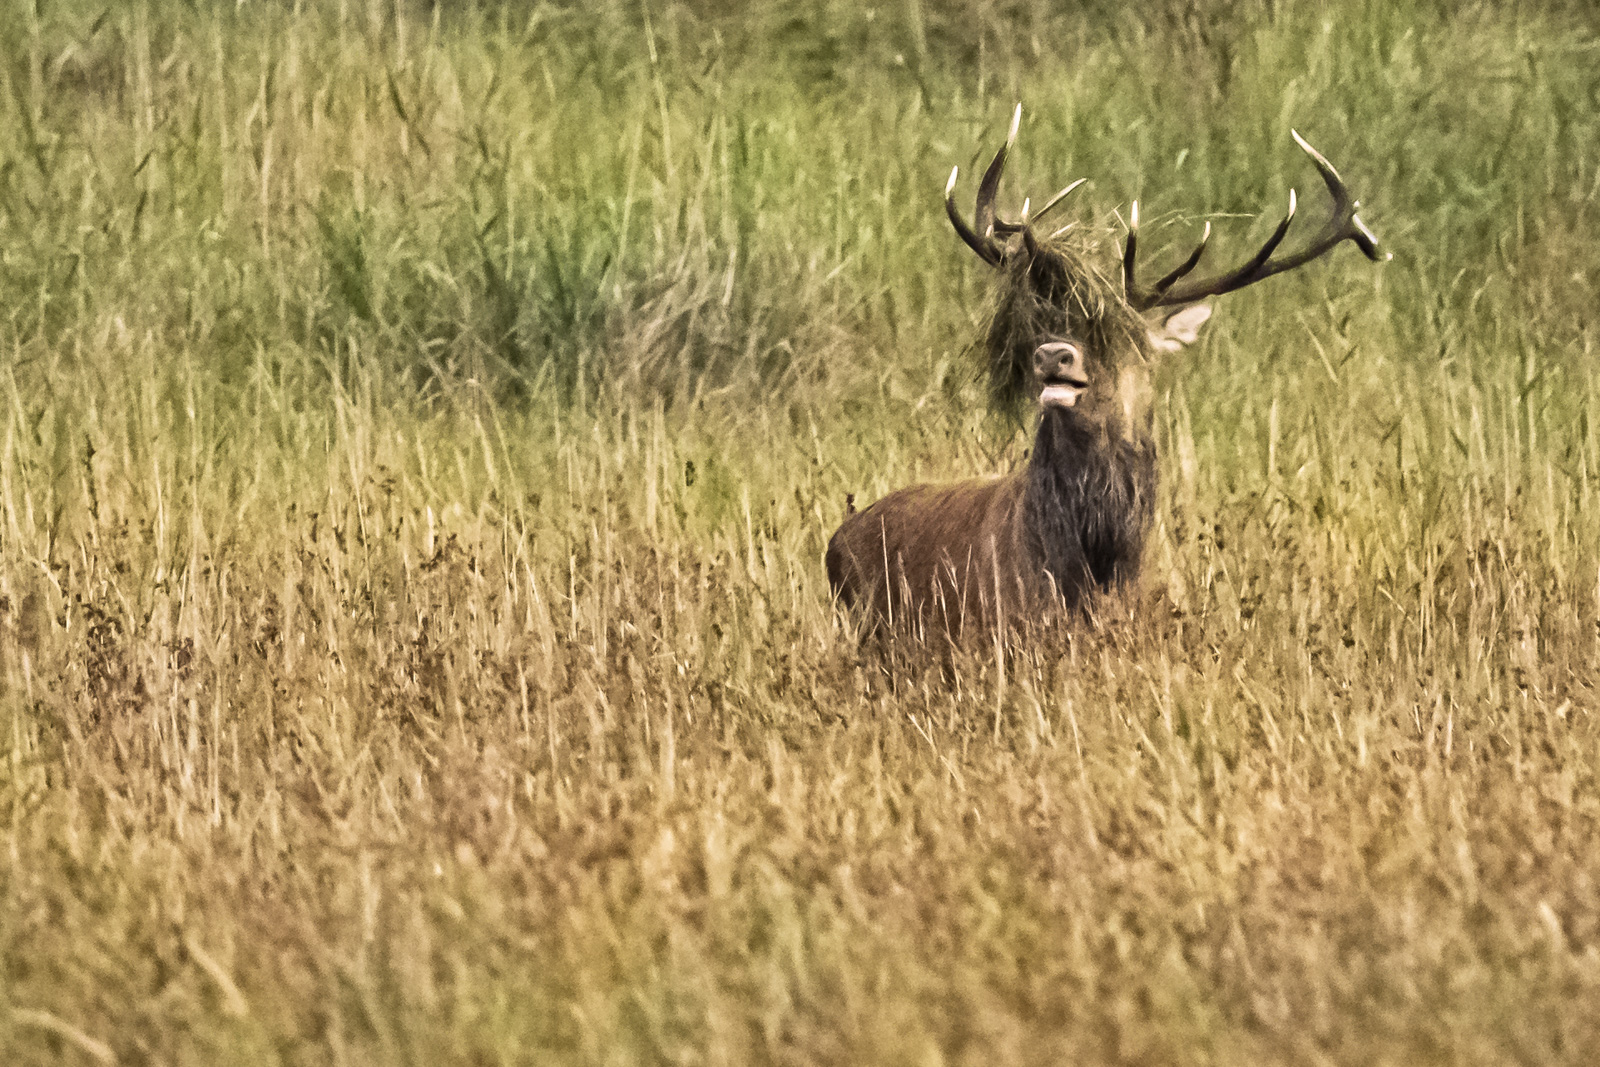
826,106,1386,636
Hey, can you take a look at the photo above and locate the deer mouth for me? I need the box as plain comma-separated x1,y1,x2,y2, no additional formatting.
1039,377,1089,408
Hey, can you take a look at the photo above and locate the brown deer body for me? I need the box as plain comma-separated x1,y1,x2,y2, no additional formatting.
827,107,1386,636
825,406,1158,633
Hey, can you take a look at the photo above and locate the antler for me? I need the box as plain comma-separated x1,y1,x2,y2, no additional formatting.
1124,130,1388,310
946,104,1086,267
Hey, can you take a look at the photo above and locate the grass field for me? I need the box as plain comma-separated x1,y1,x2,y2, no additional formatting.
3,0,1599,1063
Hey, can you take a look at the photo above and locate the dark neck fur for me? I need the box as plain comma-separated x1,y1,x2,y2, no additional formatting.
1024,408,1157,605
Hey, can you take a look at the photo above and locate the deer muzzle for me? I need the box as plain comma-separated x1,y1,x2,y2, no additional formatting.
1035,341,1089,409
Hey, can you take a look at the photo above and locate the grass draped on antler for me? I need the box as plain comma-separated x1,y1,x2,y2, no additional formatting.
983,232,1149,416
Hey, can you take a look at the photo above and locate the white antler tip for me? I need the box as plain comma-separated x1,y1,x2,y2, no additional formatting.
946,166,959,195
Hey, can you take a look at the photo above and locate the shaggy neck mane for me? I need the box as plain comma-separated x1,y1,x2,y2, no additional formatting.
1025,407,1156,604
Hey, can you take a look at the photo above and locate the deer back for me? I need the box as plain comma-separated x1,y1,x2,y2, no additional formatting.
825,472,1033,636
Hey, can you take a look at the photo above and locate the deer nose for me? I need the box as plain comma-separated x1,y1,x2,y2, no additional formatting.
1034,341,1086,384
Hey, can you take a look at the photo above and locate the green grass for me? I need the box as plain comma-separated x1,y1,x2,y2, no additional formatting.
2,0,1599,1063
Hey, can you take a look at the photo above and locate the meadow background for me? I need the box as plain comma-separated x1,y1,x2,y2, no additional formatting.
2,0,1598,1063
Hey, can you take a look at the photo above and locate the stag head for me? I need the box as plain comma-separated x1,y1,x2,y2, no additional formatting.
948,105,1387,433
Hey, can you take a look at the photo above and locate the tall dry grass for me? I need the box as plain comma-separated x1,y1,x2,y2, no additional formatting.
2,0,1599,1063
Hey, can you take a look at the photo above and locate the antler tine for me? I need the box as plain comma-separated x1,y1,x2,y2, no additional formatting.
1015,198,1042,258
1032,177,1088,227
1127,208,1216,305
1152,221,1211,294
974,103,1022,245
1161,189,1297,301
1130,131,1389,310
1122,200,1141,300
946,165,1002,266
1291,129,1386,260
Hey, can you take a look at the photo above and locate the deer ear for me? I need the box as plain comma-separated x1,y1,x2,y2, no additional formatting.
1147,304,1213,353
